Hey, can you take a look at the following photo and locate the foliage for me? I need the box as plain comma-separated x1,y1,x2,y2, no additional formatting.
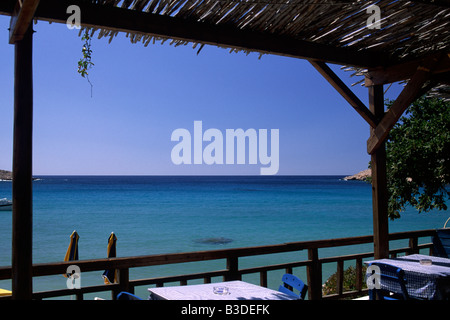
385,97,450,219
78,29,94,95
322,265,367,297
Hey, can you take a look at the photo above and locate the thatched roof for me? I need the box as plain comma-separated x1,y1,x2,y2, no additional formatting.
1,0,449,98
2,1,448,61
67,1,448,65
85,0,450,99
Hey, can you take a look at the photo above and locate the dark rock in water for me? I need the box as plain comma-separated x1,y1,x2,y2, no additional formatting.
194,237,233,245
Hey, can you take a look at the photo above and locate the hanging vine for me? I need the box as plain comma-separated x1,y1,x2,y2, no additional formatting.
78,28,94,96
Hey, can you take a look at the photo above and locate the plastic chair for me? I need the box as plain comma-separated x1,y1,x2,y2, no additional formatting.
367,263,410,300
117,291,143,300
432,228,450,258
278,273,308,300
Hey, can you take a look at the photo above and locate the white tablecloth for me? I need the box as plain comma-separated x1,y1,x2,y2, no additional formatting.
148,280,298,300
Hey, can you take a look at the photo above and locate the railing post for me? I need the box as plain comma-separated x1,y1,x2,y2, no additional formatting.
409,237,418,254
285,267,293,291
225,256,240,281
119,268,130,292
307,248,322,300
260,271,267,288
356,258,363,293
336,260,344,296
112,268,130,299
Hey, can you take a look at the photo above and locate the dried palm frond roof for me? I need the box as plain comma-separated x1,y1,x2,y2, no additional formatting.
1,0,449,97
79,0,449,63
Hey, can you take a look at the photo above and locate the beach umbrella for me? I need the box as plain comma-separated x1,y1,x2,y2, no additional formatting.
102,232,118,284
63,230,79,277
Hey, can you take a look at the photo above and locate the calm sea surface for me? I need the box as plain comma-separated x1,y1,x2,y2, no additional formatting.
0,176,448,298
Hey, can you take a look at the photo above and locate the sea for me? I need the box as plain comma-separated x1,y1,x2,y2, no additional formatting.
0,175,448,299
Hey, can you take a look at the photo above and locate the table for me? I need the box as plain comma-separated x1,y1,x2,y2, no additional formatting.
148,280,299,300
365,254,450,300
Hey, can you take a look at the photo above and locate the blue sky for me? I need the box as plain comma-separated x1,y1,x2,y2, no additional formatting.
0,15,404,175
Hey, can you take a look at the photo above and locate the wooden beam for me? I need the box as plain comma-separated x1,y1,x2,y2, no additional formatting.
12,24,34,300
369,85,389,260
365,52,450,86
31,0,384,68
309,60,378,128
432,71,450,86
366,56,443,154
9,0,40,44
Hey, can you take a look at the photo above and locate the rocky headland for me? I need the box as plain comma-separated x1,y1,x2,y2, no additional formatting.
0,169,38,181
343,169,371,181
0,170,12,181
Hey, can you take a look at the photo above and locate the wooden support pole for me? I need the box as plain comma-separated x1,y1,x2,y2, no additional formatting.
366,56,442,155
9,0,40,44
369,85,389,259
309,60,378,128
12,25,34,300
365,52,450,86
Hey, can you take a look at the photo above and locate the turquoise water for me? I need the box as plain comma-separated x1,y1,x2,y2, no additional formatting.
0,176,448,298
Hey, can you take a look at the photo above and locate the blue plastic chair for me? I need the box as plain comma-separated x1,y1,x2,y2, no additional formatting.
432,229,450,258
117,291,142,300
367,263,410,300
278,273,308,300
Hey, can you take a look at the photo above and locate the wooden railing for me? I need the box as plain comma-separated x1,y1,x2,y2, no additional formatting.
0,229,436,300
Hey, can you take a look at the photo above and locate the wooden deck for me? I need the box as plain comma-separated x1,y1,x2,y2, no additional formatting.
0,229,436,300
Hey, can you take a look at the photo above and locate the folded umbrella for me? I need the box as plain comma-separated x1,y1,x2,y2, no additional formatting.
63,230,79,277
102,232,118,284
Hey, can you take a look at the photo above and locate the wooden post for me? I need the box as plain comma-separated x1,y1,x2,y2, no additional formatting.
307,248,321,300
112,268,130,300
12,25,34,300
260,270,267,288
336,260,344,296
369,85,389,259
355,258,363,292
75,291,84,300
225,256,239,281
408,237,419,255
